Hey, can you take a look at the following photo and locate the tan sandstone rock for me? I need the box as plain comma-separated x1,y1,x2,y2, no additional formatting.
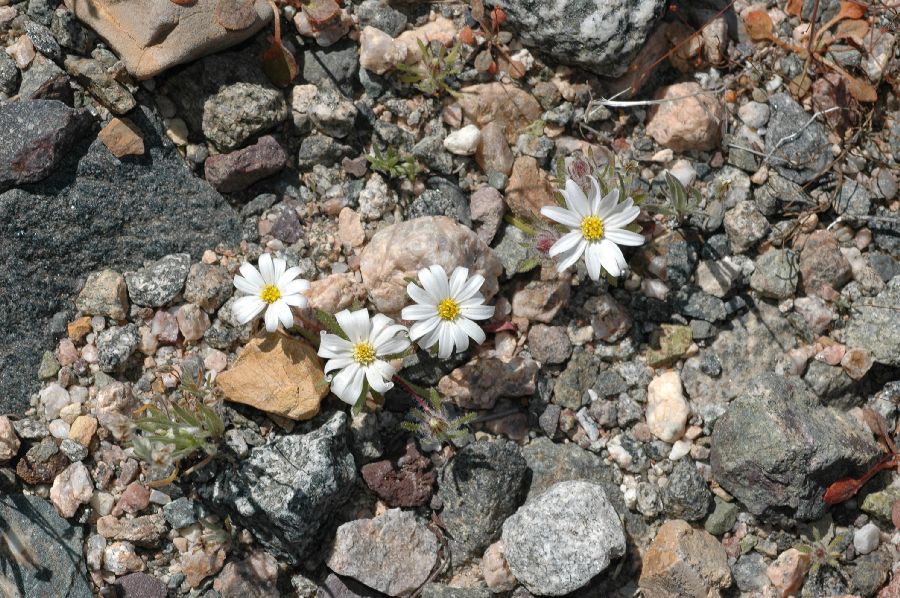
63,0,272,79
639,520,732,598
217,334,326,420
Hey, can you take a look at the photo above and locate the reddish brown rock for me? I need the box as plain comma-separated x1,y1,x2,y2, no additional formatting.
96,513,167,547
639,520,732,598
204,135,287,193
459,83,542,144
505,156,558,217
213,551,279,597
112,482,151,516
799,230,853,295
476,121,514,176
361,440,435,507
439,356,539,410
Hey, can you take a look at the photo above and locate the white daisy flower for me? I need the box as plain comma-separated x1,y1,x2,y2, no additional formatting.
540,176,644,280
232,253,310,333
401,265,495,359
317,308,411,405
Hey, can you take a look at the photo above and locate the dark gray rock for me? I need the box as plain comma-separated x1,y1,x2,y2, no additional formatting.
51,9,96,55
0,493,92,597
0,99,88,189
833,179,872,221
437,439,528,566
523,436,620,505
711,374,881,521
766,93,830,184
0,51,19,96
662,458,713,521
0,105,240,413
164,53,288,151
552,349,599,410
297,133,353,170
162,497,197,529
672,285,727,322
851,548,892,598
356,0,408,36
753,171,812,216
732,553,769,592
405,178,471,226
750,249,799,299
25,21,62,62
17,55,66,100
113,573,167,598
302,40,360,92
494,0,666,77
843,277,900,366
125,254,191,307
199,412,357,565
64,57,136,115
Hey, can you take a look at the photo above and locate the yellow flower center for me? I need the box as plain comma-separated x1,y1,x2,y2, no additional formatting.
580,215,605,241
352,342,377,366
259,284,281,304
437,298,460,321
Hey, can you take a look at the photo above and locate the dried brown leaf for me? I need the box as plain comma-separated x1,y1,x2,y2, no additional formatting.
843,71,877,102
262,39,298,87
834,19,869,45
838,0,866,20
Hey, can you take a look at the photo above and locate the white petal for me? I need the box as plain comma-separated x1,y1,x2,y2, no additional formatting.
604,228,645,247
409,317,440,341
336,309,370,343
457,317,486,345
407,282,435,307
277,266,302,288
418,326,441,351
548,231,583,257
376,336,411,356
263,304,280,332
589,176,604,214
324,356,354,374
455,273,485,301
281,279,310,296
239,262,265,289
598,239,627,277
233,274,259,295
368,313,392,342
450,322,470,353
232,295,266,324
449,267,469,296
555,241,586,272
421,265,450,300
330,364,360,404
282,293,308,307
585,243,603,281
258,253,276,284
460,303,494,321
604,205,640,229
371,360,396,384
318,333,354,359
540,205,581,228
438,323,454,359
274,300,294,329
563,179,590,217
372,323,409,349
596,186,620,219
365,366,392,393
401,304,439,321
345,367,366,405
272,256,287,282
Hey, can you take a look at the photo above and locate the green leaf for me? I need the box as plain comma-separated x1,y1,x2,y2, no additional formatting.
315,309,349,340
516,257,540,273
350,382,368,416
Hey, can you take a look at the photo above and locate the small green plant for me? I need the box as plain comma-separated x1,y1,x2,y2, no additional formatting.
131,367,225,485
795,519,847,576
395,40,462,98
366,144,420,181
400,384,476,446
646,171,704,225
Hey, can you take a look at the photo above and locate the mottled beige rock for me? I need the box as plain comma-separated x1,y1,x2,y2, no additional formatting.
359,25,406,75
0,416,20,462
439,356,539,410
338,207,365,247
216,334,327,420
646,370,690,443
395,16,456,62
459,83,542,144
646,82,724,152
360,216,502,316
50,461,93,518
306,273,368,314
63,0,273,79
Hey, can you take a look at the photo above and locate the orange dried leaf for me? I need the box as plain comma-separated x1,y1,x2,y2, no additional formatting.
824,477,863,505
460,26,476,46
507,59,525,79
843,72,877,102
838,0,866,20
745,10,775,42
262,39,298,87
786,0,803,16
170,0,195,5
834,19,869,45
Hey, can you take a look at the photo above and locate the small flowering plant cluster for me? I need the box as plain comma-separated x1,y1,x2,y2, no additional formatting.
231,152,647,443
232,256,495,441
